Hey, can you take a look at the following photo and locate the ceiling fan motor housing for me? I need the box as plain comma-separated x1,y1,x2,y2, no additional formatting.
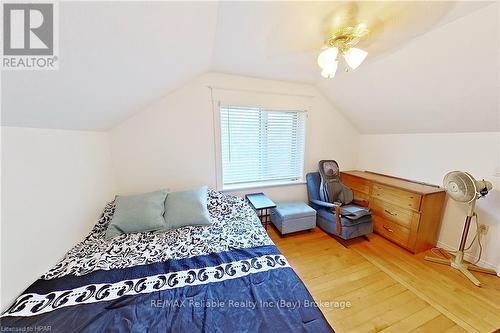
477,179,493,196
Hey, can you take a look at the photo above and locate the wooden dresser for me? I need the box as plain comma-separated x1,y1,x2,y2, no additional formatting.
340,171,446,253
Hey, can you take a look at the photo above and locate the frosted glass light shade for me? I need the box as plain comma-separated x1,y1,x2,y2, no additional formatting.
344,47,368,70
317,47,338,69
321,61,338,78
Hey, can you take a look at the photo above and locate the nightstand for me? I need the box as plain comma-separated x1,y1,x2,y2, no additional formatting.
245,193,276,230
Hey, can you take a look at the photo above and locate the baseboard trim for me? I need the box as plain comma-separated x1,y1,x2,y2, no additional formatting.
436,241,499,276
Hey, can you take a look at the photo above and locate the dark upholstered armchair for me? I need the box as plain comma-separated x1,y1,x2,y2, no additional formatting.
306,172,373,244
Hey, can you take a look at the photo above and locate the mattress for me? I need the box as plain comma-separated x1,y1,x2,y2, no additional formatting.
1,190,333,332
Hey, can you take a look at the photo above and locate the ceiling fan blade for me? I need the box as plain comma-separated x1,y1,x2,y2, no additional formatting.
355,2,455,56
320,2,361,37
264,2,350,59
265,1,457,61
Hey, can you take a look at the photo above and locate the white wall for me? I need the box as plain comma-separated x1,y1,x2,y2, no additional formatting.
110,72,360,202
357,132,500,272
1,127,115,309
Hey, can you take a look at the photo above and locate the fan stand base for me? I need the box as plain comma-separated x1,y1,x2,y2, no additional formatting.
424,212,497,287
424,251,497,287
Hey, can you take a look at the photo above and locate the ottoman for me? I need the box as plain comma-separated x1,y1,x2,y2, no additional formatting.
270,202,316,235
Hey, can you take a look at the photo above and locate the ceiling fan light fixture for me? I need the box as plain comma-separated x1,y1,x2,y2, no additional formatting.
317,24,369,78
343,47,368,70
321,61,338,78
317,47,338,69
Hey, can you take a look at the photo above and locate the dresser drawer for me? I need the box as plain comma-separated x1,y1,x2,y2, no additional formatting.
341,174,371,194
372,184,421,211
373,215,411,248
352,189,370,201
370,198,420,229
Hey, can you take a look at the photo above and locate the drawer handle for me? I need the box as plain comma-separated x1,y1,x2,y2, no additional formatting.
383,225,394,233
384,209,397,216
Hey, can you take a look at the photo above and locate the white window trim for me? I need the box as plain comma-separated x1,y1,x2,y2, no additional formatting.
212,99,224,190
212,95,308,191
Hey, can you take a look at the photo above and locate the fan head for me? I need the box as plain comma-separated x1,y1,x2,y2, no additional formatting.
443,171,492,203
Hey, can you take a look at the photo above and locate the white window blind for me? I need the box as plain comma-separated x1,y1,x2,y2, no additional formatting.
220,105,306,187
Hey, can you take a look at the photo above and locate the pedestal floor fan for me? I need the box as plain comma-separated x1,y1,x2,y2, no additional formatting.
424,171,497,286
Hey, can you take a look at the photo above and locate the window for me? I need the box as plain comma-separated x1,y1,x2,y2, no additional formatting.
219,105,306,188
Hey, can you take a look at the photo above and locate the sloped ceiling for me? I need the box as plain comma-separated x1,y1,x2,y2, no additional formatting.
1,2,218,130
317,3,499,134
1,1,498,133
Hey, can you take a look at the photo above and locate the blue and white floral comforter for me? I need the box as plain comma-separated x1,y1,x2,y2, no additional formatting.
1,190,333,332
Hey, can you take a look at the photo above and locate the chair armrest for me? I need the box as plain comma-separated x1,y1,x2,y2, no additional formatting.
310,200,342,234
334,204,342,235
310,199,335,209
352,197,369,207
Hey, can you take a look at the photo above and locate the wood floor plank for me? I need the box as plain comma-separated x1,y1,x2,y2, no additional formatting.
327,290,418,331
308,264,381,294
410,315,460,333
268,227,500,333
289,253,367,280
313,271,397,306
352,235,498,332
325,283,408,321
346,297,430,333
379,306,441,333
443,325,470,333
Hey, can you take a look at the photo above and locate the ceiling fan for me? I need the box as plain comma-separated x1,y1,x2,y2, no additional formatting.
315,2,459,78
266,2,457,79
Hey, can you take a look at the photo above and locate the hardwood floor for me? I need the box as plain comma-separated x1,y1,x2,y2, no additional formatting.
268,226,500,333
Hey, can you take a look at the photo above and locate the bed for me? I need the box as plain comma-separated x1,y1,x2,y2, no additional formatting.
1,190,333,332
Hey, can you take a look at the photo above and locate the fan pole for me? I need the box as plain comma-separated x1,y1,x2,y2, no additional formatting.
451,217,471,269
452,201,475,268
